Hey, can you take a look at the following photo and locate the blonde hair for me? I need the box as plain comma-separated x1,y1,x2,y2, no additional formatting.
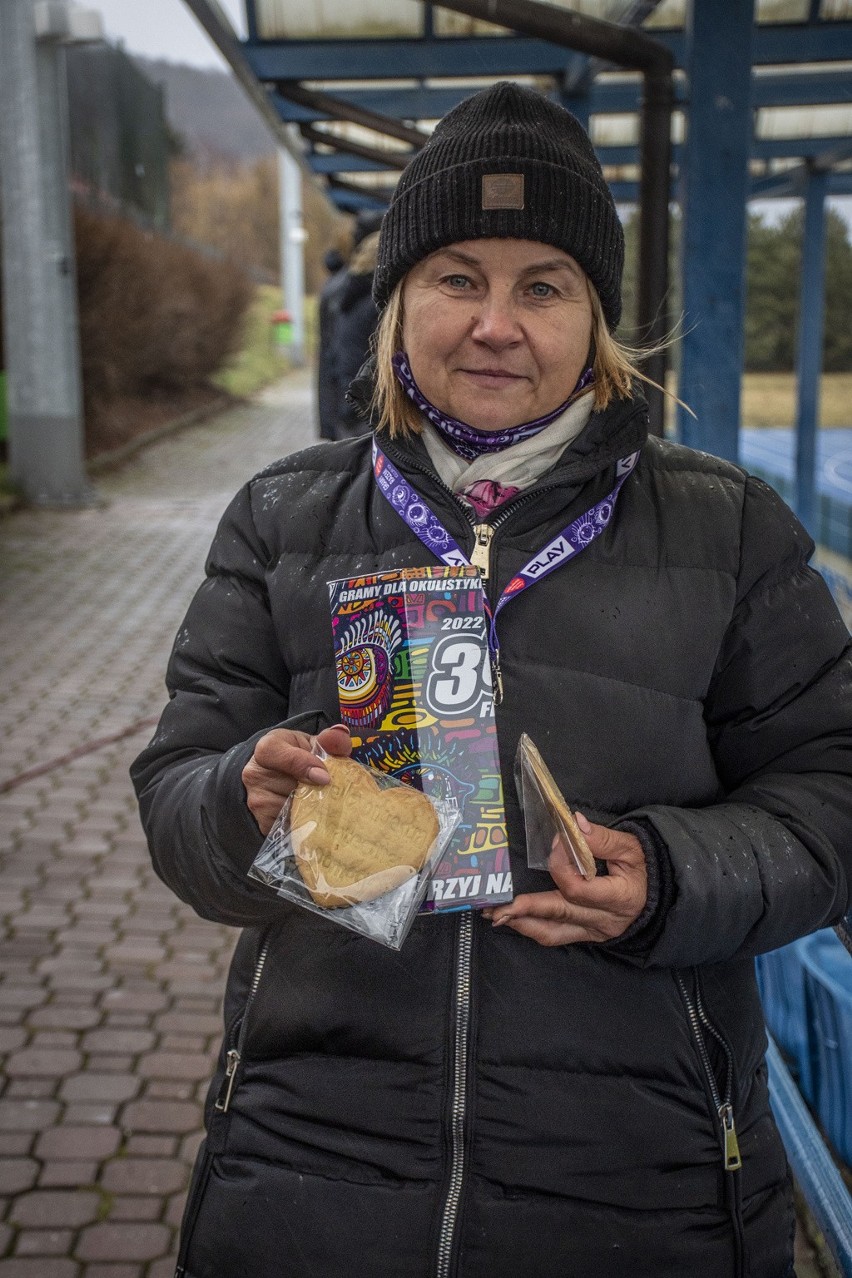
370,272,672,438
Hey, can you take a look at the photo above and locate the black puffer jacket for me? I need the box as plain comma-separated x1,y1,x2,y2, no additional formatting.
131,394,852,1278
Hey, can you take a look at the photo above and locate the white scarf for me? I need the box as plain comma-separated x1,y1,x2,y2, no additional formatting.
420,392,594,497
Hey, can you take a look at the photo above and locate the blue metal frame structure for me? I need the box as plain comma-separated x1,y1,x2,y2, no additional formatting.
225,0,851,511
241,24,852,82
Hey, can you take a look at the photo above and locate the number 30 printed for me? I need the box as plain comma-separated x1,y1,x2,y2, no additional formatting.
424,636,493,714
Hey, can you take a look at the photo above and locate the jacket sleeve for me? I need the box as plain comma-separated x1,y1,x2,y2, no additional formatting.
130,480,326,927
619,476,852,968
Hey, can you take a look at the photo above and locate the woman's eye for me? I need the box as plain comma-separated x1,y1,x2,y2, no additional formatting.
444,274,471,290
529,282,556,299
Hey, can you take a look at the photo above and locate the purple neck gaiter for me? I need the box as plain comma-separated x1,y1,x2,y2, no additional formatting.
392,350,594,462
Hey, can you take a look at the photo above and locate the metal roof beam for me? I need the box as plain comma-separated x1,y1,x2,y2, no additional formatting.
244,35,572,80
603,136,852,167
602,171,852,204
750,140,852,196
307,134,852,178
278,80,429,148
268,67,851,126
634,22,852,65
300,124,413,170
242,23,852,84
433,0,670,68
327,175,395,204
329,187,389,212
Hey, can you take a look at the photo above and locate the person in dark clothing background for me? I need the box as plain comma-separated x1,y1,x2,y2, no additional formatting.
132,82,851,1278
315,247,346,440
317,210,383,440
333,227,381,439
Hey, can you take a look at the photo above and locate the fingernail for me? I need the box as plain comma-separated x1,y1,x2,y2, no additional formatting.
329,723,349,732
307,766,330,785
575,811,592,833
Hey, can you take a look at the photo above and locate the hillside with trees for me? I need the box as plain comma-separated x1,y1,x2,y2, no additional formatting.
135,56,347,295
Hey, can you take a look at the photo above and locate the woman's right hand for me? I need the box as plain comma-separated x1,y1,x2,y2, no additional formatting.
242,724,352,835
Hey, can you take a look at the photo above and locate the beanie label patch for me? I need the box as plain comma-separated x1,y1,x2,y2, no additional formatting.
481,173,524,210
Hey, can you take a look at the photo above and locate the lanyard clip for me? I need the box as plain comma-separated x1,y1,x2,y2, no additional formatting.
490,644,504,706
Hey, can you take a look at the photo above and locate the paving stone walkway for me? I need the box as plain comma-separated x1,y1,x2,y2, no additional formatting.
0,372,830,1276
0,373,315,1276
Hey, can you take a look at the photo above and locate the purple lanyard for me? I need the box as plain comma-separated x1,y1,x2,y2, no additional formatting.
372,438,640,696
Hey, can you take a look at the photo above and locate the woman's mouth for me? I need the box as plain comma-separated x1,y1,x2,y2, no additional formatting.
460,368,524,386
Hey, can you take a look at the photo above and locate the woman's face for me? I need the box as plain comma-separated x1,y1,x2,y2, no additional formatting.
401,238,593,432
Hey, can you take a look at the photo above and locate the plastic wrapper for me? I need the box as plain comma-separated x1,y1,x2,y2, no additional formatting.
514,733,596,878
248,746,460,950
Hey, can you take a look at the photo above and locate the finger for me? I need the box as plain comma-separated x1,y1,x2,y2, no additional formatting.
251,732,331,786
549,834,592,886
496,916,591,947
554,868,646,921
573,814,645,867
492,892,637,944
493,890,614,928
252,798,289,837
490,890,571,925
315,724,353,758
546,843,626,906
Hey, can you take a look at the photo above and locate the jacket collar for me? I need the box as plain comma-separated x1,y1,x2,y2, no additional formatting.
377,386,649,491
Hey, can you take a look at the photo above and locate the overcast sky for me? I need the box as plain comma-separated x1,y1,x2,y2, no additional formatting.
90,0,247,68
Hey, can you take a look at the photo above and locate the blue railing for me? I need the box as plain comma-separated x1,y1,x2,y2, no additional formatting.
757,930,852,1273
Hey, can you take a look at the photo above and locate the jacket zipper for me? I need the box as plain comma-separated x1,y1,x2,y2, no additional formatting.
469,524,494,579
435,911,474,1278
676,970,741,1168
214,934,271,1114
676,970,745,1276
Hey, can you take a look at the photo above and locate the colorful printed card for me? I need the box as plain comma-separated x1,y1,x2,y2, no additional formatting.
328,565,512,911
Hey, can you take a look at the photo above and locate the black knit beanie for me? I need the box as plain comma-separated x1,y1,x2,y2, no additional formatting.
373,80,624,330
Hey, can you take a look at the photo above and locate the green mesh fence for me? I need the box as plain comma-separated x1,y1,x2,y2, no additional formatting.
66,43,170,231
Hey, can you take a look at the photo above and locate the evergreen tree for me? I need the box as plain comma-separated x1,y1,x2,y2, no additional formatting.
622,202,852,372
744,205,852,372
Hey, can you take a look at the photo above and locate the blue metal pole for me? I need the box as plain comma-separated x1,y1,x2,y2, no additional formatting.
558,55,592,132
794,166,828,537
676,0,755,461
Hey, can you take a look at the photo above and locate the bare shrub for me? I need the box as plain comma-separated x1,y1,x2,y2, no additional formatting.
169,154,349,295
74,204,251,447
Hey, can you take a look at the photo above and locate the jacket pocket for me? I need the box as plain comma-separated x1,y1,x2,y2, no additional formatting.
212,927,272,1116
676,967,746,1278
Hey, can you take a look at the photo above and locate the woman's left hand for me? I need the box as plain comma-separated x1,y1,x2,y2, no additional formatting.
483,813,647,946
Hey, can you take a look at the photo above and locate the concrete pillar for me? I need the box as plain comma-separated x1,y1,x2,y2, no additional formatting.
0,0,93,505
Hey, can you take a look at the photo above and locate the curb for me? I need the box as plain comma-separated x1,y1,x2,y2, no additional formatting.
87,392,241,475
0,392,244,517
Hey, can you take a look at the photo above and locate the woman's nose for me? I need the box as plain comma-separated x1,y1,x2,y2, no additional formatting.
470,295,522,346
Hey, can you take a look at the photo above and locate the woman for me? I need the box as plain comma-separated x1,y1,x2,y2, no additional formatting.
132,82,852,1278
